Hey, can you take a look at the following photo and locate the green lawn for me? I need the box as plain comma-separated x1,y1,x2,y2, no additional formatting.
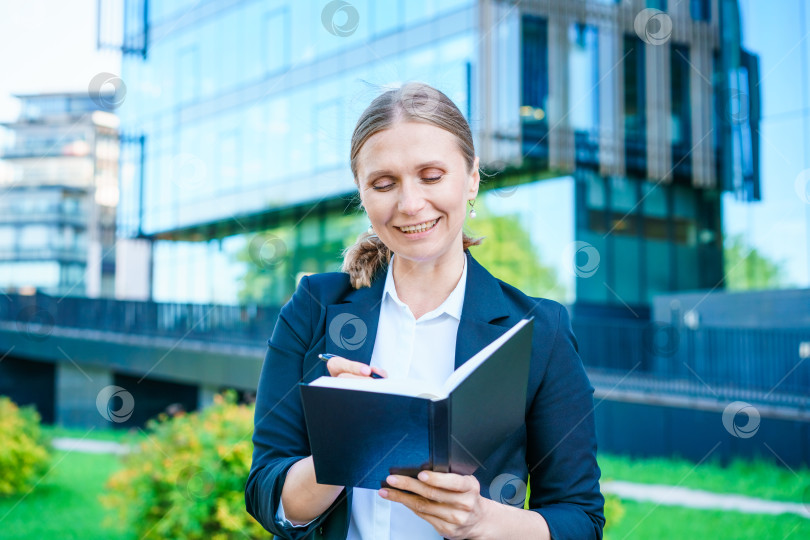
2,430,808,539
606,500,810,539
0,450,133,540
599,453,810,503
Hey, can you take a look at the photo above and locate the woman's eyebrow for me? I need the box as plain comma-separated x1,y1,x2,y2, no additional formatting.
365,168,394,180
415,160,446,170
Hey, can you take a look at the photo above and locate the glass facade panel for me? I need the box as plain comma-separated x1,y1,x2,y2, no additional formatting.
671,43,692,176
646,238,670,296
521,15,549,160
0,227,14,249
113,0,734,307
624,35,646,141
690,0,711,21
0,262,60,289
568,22,599,133
612,236,641,305
473,177,574,304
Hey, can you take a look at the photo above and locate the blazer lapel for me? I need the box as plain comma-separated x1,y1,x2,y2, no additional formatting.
454,250,512,369
323,250,511,371
324,261,388,366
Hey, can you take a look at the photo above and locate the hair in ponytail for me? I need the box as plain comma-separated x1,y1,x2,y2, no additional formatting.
341,82,484,289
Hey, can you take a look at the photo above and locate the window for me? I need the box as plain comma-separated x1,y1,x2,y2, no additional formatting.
690,0,710,21
177,45,200,104
624,36,645,141
20,225,52,249
671,43,692,174
263,8,289,74
0,226,15,249
521,15,549,118
624,35,646,173
568,23,599,134
314,100,341,169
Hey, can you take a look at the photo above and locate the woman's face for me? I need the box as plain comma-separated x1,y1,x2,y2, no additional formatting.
356,120,479,267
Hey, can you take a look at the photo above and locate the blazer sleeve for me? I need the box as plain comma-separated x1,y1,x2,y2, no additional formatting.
245,275,345,539
525,303,605,539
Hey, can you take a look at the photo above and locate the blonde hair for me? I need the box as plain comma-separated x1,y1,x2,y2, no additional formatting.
341,82,484,289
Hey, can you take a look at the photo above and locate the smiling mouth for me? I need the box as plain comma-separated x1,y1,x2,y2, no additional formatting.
396,218,440,234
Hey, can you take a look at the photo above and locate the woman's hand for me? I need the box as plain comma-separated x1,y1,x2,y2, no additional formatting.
324,355,387,379
379,471,497,540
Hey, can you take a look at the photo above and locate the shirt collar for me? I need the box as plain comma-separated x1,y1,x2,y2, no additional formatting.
383,252,467,321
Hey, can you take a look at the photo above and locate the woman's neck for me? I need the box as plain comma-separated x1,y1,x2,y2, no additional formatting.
391,249,466,319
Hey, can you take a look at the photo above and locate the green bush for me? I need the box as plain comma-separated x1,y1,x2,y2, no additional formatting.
0,396,51,496
101,390,268,539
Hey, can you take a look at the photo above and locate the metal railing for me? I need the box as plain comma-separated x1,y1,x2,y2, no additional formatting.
1,292,279,347
2,292,808,405
573,317,810,406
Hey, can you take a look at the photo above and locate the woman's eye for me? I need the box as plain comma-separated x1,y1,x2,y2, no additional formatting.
373,183,393,191
423,175,442,182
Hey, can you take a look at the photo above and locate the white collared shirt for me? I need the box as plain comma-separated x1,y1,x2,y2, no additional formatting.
277,252,467,539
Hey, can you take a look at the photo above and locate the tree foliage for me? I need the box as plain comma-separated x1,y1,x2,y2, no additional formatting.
723,234,787,291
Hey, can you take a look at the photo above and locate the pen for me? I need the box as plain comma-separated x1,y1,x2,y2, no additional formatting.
318,353,384,378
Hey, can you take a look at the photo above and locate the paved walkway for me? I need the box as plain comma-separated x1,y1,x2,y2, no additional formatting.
51,437,132,455
602,480,810,519
52,437,810,519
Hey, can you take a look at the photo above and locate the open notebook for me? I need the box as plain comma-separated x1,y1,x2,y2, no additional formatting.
299,317,534,489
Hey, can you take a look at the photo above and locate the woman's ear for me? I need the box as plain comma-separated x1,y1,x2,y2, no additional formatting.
468,156,481,199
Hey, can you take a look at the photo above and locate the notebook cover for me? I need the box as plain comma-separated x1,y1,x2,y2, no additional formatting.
299,317,534,488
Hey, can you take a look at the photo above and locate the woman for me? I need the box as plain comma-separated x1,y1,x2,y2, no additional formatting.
245,83,605,539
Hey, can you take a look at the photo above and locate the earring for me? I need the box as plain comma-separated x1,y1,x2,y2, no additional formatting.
468,199,477,219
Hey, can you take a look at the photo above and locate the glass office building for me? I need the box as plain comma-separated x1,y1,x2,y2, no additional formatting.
0,93,119,297
106,0,759,310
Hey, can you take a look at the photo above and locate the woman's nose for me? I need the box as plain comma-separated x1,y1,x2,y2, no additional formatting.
397,180,425,215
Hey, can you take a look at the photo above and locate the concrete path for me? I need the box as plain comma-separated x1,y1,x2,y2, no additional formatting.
602,480,810,519
51,437,132,455
52,437,809,519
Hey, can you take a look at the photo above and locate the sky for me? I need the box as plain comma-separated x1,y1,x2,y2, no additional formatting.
725,0,810,288
0,0,808,288
0,0,120,123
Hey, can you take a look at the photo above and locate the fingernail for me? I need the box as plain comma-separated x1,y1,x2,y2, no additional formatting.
418,471,429,481
379,489,389,497
361,366,371,375
387,476,398,485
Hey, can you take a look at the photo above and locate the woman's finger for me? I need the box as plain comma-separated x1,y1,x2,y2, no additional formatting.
326,356,375,377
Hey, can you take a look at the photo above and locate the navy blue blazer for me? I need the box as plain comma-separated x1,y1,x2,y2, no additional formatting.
246,249,605,539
